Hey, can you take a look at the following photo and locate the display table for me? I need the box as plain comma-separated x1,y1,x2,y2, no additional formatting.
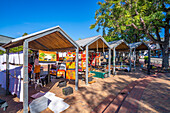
90,71,108,78
0,99,8,111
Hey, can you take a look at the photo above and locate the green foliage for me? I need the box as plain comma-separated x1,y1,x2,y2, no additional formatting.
78,38,81,40
22,33,28,36
0,50,5,55
91,0,170,43
9,46,23,53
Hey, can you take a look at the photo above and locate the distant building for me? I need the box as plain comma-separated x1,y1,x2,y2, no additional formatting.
145,39,170,58
0,35,14,46
0,35,14,51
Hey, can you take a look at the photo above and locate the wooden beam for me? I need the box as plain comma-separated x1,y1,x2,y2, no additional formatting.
34,40,49,50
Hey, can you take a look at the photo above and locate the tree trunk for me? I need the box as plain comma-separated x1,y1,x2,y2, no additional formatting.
161,43,169,70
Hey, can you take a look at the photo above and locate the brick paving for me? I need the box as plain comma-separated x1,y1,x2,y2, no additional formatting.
92,74,159,113
138,73,170,113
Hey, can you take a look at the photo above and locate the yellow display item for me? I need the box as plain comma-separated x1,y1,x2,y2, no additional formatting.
66,70,75,80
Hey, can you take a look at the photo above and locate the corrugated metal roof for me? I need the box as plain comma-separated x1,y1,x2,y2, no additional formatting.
109,39,130,50
2,26,82,51
76,35,110,48
0,35,14,45
128,42,149,50
0,46,5,51
75,35,100,47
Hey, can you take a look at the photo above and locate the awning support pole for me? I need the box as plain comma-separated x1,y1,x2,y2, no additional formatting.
48,64,50,83
147,48,151,75
6,48,9,95
130,49,132,71
134,49,136,70
86,46,88,85
108,48,111,77
75,47,79,90
113,47,116,75
23,40,28,113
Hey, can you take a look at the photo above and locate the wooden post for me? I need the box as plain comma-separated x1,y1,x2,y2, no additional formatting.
23,40,28,113
6,48,9,95
75,48,79,90
147,48,151,75
108,48,111,77
130,49,132,71
48,64,50,83
86,46,88,85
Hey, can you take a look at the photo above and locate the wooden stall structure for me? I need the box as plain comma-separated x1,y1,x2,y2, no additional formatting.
108,40,130,75
129,42,150,75
2,26,82,113
76,35,111,85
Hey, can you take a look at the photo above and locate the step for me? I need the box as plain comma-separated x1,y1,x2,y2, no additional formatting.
103,81,138,113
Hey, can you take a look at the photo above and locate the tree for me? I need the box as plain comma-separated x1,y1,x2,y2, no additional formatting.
22,32,28,36
90,0,170,69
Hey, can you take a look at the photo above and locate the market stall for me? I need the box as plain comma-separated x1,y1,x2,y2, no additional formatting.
129,42,150,74
76,35,111,85
108,40,130,74
2,26,82,113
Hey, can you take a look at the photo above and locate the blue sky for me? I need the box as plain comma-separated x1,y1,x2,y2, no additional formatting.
0,0,103,40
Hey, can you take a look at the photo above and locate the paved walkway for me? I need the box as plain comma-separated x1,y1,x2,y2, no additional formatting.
92,74,160,113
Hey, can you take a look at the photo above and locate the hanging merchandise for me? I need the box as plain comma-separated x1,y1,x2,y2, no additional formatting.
81,50,86,71
91,53,96,66
66,62,75,69
57,70,65,78
65,52,76,80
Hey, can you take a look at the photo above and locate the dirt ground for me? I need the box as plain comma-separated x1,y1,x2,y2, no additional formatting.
0,68,147,113
137,73,170,113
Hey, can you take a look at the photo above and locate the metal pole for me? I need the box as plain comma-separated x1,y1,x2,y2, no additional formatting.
6,48,9,95
130,49,132,71
48,64,50,83
113,48,116,75
85,46,88,85
108,48,111,77
147,48,151,75
75,48,79,90
134,49,136,70
23,40,28,113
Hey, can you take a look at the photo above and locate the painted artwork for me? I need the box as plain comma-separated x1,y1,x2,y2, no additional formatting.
66,62,75,69
66,70,75,80
57,70,65,78
39,50,56,62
